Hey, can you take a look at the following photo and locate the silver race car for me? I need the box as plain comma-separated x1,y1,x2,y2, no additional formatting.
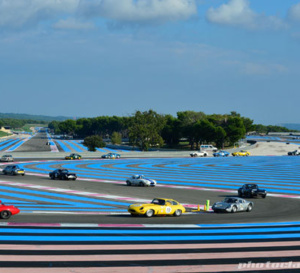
212,197,253,213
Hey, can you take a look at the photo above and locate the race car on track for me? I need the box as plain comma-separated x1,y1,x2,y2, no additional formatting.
0,155,14,162
238,184,267,198
213,150,230,157
65,153,82,160
232,150,250,156
212,197,253,213
128,198,186,217
126,175,157,187
2,165,25,176
287,150,300,156
0,200,20,219
101,153,120,159
190,151,208,157
49,169,77,180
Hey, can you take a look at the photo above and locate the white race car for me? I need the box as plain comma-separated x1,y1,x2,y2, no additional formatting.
190,151,208,157
126,175,157,187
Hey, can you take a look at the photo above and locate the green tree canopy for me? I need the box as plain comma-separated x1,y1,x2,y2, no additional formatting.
128,110,165,151
83,135,106,152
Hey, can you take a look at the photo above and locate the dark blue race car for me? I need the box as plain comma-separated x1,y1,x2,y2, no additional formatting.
213,150,230,157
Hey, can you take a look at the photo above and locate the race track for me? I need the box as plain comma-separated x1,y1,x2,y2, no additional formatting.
0,131,299,272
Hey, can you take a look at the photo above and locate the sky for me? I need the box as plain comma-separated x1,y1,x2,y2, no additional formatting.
0,0,300,125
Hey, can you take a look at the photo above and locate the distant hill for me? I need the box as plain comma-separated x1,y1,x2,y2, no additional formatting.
278,123,300,131
0,112,72,122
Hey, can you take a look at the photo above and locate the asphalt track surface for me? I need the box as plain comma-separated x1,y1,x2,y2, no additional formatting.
0,132,300,272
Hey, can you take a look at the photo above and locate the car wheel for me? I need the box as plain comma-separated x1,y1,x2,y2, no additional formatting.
22,174,25,176
204,154,207,157
145,209,154,217
0,210,11,219
130,213,137,217
238,191,242,197
126,181,131,186
50,175,54,180
3,171,6,175
10,171,15,176
72,178,76,181
139,182,144,187
174,209,182,217
231,206,237,213
262,194,266,198
246,204,253,212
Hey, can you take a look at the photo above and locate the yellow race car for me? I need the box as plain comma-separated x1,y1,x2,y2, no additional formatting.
232,150,250,156
128,198,186,217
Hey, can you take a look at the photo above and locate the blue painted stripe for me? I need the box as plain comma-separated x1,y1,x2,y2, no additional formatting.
63,141,83,152
0,185,129,206
0,139,21,151
1,226,300,234
55,140,71,152
7,138,30,151
1,233,300,242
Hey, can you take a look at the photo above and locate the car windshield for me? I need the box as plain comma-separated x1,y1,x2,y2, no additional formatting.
151,199,165,205
61,169,69,173
224,198,237,203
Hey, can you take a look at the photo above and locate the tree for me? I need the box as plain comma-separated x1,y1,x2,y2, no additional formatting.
128,110,165,151
58,119,77,135
177,111,206,149
111,132,122,145
161,115,181,147
83,135,106,152
224,117,246,146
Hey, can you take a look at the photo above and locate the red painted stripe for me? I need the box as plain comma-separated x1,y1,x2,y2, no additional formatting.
0,241,299,251
0,250,298,262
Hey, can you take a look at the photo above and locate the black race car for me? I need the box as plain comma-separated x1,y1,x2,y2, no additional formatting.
238,184,267,198
287,150,300,156
49,169,77,180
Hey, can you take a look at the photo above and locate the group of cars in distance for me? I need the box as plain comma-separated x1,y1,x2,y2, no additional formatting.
190,149,248,157
64,153,121,160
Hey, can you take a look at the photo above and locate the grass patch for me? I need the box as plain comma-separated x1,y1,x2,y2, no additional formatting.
14,124,45,133
0,131,11,137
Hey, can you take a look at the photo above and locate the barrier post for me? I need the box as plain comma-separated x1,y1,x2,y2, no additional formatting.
206,200,210,211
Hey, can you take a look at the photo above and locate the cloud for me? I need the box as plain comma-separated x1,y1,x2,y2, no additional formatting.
53,18,94,30
243,62,288,75
206,0,287,30
0,0,79,28
288,3,300,22
78,0,197,24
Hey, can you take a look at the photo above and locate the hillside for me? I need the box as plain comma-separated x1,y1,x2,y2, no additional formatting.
0,112,71,122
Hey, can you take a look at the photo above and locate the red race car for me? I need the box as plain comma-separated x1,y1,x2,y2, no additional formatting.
0,201,20,219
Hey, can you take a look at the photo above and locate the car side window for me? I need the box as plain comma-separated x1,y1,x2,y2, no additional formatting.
172,201,178,205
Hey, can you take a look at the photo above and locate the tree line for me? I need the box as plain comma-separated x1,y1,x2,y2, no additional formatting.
0,118,47,129
48,110,293,151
